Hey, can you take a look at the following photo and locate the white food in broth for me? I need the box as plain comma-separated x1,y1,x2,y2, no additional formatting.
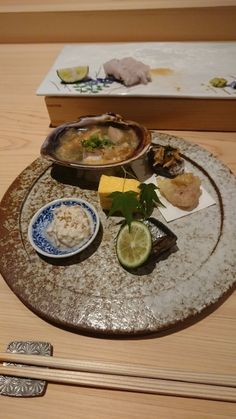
55,124,139,165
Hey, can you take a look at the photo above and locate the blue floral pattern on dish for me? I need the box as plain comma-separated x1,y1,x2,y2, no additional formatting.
73,76,116,94
29,199,99,257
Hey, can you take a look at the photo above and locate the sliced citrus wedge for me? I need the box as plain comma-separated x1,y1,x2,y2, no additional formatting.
57,66,89,83
116,221,152,269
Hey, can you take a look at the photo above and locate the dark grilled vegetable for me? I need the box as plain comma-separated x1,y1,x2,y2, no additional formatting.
148,144,184,178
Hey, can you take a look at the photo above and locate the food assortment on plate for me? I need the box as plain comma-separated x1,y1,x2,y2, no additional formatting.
56,57,152,87
36,43,236,101
37,113,180,269
54,58,234,97
98,174,173,269
2,110,235,336
28,113,215,270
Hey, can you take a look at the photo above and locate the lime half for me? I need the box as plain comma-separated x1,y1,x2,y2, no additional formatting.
116,221,152,269
57,66,89,83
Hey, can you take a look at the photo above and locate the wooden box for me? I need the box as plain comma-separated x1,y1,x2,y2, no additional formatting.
45,95,236,131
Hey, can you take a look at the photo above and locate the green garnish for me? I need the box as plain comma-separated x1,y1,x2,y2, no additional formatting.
109,191,139,228
138,183,164,219
209,77,227,88
82,134,113,151
108,182,164,229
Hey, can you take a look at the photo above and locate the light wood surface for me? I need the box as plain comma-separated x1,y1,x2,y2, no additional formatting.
0,1,236,43
1,365,236,403
1,1,236,12
1,353,236,402
0,43,236,418
45,96,236,132
2,352,236,388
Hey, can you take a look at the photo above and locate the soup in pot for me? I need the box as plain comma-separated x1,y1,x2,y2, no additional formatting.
55,124,140,165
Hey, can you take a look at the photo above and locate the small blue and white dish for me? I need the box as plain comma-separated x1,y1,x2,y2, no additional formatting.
28,198,100,258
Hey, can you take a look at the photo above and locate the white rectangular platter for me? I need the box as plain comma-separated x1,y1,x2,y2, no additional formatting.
37,42,236,99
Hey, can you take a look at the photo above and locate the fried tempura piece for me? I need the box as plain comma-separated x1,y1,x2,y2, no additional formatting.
158,173,202,211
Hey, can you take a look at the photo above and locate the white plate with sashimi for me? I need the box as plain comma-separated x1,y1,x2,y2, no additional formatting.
37,42,236,99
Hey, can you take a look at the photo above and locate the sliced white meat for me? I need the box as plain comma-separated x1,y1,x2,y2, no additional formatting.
103,57,151,87
103,59,122,82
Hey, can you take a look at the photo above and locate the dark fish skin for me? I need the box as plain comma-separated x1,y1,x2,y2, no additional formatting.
144,217,177,259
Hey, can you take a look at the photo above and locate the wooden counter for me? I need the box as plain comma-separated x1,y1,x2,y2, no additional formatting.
0,1,236,43
0,43,236,419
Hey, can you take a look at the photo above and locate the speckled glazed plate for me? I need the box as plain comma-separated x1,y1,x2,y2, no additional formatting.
0,132,236,336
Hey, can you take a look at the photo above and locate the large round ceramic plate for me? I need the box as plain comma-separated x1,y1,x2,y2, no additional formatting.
0,133,236,336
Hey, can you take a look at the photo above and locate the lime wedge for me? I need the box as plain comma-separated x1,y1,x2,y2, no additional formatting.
57,66,89,83
116,221,152,268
